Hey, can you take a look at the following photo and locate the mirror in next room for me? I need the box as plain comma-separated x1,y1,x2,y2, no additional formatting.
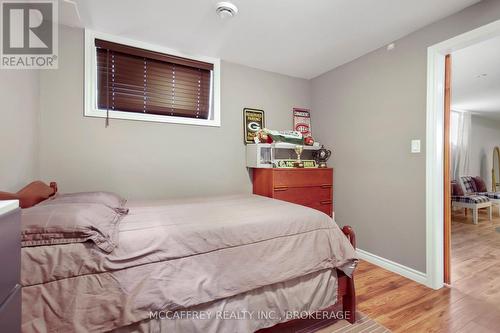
493,147,500,192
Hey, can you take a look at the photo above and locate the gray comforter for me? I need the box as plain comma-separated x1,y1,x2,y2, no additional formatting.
21,194,357,332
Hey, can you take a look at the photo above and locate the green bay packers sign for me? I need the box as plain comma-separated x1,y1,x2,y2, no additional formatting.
244,108,265,144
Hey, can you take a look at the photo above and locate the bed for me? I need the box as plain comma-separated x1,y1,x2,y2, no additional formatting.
3,182,358,332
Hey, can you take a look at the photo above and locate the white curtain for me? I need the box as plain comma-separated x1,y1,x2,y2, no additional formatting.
451,110,471,181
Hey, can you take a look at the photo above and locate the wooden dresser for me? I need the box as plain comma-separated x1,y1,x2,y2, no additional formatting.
252,168,333,217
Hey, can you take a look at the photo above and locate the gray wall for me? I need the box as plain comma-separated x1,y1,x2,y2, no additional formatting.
470,115,500,189
0,71,39,192
10,0,500,274
39,26,310,200
311,0,500,273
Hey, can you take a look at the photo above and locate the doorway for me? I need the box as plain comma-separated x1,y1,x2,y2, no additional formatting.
426,19,500,290
445,36,500,288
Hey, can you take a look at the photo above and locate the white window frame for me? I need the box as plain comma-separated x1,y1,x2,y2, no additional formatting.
84,29,221,127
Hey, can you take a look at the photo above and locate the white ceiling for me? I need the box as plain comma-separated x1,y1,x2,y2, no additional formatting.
452,35,500,120
64,0,480,79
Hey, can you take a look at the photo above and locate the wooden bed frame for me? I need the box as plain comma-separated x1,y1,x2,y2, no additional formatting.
259,226,356,332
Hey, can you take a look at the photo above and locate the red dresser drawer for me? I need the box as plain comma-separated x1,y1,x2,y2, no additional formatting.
273,186,332,206
273,169,332,188
253,168,334,217
310,202,333,216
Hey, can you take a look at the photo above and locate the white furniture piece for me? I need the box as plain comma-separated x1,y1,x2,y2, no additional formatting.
482,196,500,216
459,176,500,217
452,199,492,225
246,143,320,168
0,200,21,333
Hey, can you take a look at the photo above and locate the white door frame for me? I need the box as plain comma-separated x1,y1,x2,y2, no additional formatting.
426,19,500,290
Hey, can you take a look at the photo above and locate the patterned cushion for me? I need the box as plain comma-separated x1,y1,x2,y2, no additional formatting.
478,192,500,200
452,195,490,204
451,180,464,196
461,176,477,194
473,177,488,192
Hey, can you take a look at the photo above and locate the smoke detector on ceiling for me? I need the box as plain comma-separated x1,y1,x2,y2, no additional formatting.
216,2,238,19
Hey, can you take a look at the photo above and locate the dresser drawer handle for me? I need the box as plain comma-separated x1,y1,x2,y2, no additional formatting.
274,186,288,191
320,200,332,205
320,184,332,189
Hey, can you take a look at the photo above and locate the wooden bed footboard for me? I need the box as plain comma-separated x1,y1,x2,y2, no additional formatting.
259,226,357,332
339,225,356,324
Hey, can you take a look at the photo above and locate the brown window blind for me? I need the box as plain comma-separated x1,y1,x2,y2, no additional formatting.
95,39,213,119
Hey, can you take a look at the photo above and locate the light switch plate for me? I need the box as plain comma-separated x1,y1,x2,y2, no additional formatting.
411,139,421,153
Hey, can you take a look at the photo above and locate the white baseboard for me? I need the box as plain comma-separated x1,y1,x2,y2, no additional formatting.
357,249,428,286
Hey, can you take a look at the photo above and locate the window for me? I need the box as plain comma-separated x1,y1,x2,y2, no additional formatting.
85,30,220,126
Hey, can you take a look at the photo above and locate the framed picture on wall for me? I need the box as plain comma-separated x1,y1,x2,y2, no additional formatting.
293,108,312,137
243,108,265,144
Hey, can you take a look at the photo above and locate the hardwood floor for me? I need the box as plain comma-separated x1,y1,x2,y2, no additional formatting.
322,208,500,332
